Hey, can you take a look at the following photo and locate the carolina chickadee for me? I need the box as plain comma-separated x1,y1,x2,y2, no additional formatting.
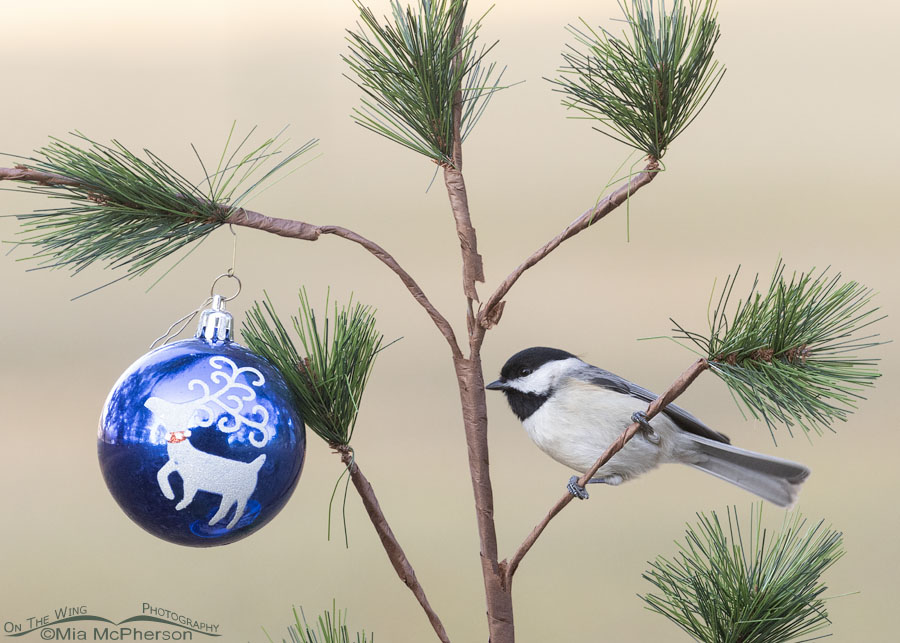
486,347,810,507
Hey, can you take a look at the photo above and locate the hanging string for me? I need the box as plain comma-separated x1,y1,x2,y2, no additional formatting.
227,223,237,277
149,297,212,349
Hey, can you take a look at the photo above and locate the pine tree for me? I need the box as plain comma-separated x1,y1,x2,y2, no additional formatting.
1,2,885,641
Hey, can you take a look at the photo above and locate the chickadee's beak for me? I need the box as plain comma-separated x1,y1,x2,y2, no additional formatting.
485,379,507,391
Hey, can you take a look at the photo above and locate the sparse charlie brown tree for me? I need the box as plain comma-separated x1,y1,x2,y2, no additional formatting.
1,1,885,642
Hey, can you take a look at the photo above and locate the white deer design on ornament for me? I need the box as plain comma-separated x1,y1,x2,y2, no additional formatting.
142,355,273,530
156,429,266,530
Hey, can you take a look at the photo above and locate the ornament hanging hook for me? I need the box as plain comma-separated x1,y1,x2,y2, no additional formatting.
210,272,242,302
149,257,241,350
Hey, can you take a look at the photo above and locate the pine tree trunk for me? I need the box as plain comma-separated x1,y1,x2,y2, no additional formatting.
453,354,515,642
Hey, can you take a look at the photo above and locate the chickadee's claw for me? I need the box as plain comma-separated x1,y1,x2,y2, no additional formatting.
631,410,652,429
567,475,590,500
632,410,660,444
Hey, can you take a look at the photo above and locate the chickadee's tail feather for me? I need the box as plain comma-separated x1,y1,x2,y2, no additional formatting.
685,435,810,508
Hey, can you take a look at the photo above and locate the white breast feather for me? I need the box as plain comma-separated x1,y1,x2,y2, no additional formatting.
521,378,687,482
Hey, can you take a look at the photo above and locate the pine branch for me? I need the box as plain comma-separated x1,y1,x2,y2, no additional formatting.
344,0,507,166
502,259,885,586
241,289,386,447
549,0,725,158
4,128,316,279
242,293,449,643
226,209,462,357
339,450,449,643
1,155,463,359
641,505,844,643
671,260,886,438
265,601,372,643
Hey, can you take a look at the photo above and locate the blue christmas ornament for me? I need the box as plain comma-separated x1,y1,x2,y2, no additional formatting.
98,295,305,546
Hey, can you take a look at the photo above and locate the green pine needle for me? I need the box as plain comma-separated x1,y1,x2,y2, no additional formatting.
550,0,725,158
641,505,845,643
241,289,388,447
263,600,372,643
343,0,508,165
9,126,317,279
671,260,886,438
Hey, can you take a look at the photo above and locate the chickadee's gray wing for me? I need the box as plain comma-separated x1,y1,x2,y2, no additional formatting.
582,365,731,445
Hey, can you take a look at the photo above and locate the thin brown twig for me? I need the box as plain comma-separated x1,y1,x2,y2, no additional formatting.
338,449,451,643
0,166,463,360
500,357,709,588
237,210,463,359
476,160,660,334
0,165,82,186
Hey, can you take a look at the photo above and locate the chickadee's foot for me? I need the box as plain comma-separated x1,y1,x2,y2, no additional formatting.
632,410,660,444
631,410,652,429
567,475,619,498
567,476,590,500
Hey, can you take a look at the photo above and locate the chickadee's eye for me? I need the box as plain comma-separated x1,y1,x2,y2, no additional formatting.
519,367,532,377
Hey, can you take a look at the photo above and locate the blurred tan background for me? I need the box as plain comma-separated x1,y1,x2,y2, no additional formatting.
1,1,898,641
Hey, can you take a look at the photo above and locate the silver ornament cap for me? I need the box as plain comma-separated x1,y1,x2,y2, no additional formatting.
196,294,233,342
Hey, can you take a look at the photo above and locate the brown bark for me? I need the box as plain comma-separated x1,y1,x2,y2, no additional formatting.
453,355,514,642
443,4,485,308
444,166,485,302
441,10,512,638
0,166,82,186
501,358,709,587
339,450,451,643
228,206,321,240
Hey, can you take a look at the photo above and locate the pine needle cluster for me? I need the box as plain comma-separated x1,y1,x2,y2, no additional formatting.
264,602,372,643
641,506,844,643
672,261,885,438
344,0,506,165
550,0,724,159
241,290,387,447
8,127,316,279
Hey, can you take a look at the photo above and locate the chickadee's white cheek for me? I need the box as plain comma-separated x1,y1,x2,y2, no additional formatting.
512,358,583,394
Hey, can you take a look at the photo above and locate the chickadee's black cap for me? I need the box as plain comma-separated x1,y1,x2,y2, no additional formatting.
498,346,577,380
